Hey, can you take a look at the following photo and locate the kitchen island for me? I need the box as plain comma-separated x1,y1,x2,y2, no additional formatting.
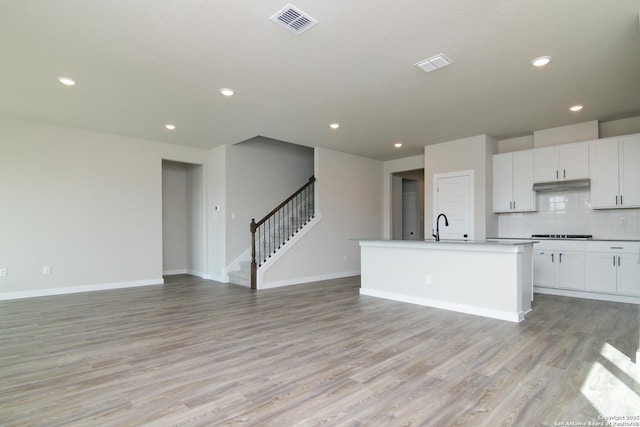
359,239,534,322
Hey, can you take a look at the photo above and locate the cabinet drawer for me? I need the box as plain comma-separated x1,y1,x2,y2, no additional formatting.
587,241,640,253
533,241,587,251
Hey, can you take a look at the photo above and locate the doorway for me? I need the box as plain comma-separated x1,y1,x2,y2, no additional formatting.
433,170,474,240
391,169,424,240
162,160,205,277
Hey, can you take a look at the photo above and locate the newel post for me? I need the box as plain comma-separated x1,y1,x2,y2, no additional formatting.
250,218,257,290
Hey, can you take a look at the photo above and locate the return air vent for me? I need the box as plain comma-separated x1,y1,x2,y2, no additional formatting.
270,4,318,34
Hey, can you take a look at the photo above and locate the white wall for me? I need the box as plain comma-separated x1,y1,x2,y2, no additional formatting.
0,118,207,299
225,138,314,264
260,147,383,288
424,135,497,240
207,145,227,281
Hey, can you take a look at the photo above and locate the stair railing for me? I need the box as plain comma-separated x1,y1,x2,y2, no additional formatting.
250,176,315,290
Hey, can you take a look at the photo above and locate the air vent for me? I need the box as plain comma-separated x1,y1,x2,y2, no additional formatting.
270,4,318,35
415,54,453,73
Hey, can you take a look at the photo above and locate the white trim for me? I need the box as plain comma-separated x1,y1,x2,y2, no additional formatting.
204,271,226,282
0,278,165,301
534,286,640,305
359,288,528,323
163,269,188,275
260,270,360,290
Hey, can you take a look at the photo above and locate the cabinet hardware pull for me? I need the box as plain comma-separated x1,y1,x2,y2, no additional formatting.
610,246,624,250
616,195,619,205
563,169,566,179
613,256,616,266
551,253,554,263
559,253,562,263
513,201,516,209
618,256,621,267
556,170,559,179
621,195,623,205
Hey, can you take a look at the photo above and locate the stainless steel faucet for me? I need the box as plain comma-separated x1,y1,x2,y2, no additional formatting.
432,213,449,242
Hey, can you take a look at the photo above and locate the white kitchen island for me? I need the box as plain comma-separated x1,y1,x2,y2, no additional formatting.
359,240,534,322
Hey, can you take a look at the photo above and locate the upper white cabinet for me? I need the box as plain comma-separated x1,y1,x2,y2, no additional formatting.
534,141,589,183
590,133,640,209
493,150,536,213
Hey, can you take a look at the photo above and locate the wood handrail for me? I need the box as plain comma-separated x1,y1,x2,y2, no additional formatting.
251,176,315,231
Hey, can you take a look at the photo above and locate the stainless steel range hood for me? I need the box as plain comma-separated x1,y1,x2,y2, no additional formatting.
532,179,590,192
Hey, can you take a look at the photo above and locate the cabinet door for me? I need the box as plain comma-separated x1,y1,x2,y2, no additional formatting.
512,150,536,211
556,251,586,290
533,250,556,287
492,153,514,212
619,134,640,208
590,138,620,209
616,253,640,296
586,252,617,293
560,142,589,180
534,146,560,183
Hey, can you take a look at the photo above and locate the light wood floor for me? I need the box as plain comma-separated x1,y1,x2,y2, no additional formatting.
2,275,640,426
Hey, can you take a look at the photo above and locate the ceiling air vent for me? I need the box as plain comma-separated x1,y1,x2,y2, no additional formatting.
415,54,453,73
270,4,318,35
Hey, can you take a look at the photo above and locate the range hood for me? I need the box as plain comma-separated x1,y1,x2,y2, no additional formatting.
532,179,590,192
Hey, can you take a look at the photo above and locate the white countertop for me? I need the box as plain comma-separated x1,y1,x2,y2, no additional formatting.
358,239,534,253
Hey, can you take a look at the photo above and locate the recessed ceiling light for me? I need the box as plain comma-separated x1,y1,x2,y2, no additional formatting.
569,105,583,112
165,124,176,130
220,88,234,97
329,123,340,129
531,56,551,67
394,142,403,148
57,77,76,86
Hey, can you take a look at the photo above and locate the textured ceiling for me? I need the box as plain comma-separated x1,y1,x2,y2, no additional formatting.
1,0,639,160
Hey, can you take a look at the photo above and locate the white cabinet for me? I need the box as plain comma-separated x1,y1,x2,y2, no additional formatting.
534,141,589,183
587,242,640,296
590,134,640,209
492,150,536,213
533,241,586,290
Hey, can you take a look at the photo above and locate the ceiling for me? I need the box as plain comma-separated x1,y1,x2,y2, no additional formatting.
1,1,639,161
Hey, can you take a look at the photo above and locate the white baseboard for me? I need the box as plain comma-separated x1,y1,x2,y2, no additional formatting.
259,270,360,290
359,288,526,323
0,278,165,301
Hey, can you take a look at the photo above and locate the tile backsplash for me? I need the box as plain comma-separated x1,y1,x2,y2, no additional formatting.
498,189,640,239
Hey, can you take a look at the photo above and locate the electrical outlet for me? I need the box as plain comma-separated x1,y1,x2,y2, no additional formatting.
43,265,51,275
0,268,6,277
620,217,627,226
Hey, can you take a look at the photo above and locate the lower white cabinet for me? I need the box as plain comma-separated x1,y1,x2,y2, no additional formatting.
533,241,586,290
587,242,640,296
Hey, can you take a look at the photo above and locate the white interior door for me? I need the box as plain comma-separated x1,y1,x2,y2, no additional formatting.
433,171,474,240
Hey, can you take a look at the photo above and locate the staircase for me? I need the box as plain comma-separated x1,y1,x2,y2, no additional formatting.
228,176,315,289
228,260,252,287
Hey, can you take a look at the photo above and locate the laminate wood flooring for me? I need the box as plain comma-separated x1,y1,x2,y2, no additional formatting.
2,275,640,426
